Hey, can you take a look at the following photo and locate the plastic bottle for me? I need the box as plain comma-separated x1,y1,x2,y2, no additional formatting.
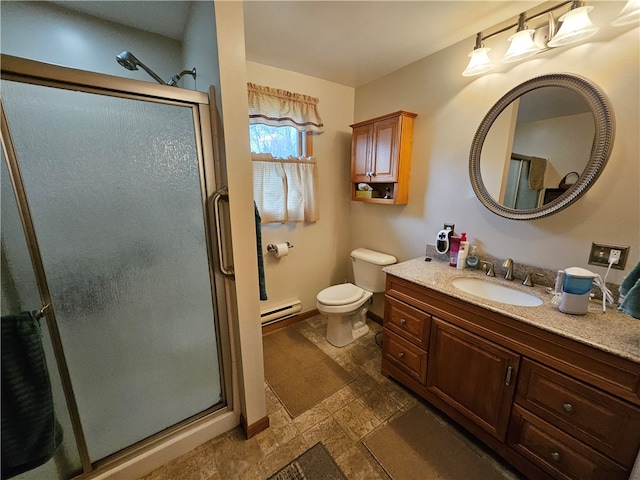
456,233,469,269
449,236,461,267
466,245,479,269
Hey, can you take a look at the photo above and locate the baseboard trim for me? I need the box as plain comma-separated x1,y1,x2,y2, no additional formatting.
261,309,319,335
367,311,383,325
240,413,270,439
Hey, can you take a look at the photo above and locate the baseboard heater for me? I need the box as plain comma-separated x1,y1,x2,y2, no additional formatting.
260,300,302,326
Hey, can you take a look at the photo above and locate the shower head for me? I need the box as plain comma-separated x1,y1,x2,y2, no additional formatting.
115,50,166,85
115,50,139,71
116,51,197,88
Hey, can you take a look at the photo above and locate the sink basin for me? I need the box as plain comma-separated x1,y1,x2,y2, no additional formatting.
451,277,543,307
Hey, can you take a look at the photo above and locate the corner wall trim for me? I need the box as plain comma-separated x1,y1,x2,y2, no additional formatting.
240,413,270,439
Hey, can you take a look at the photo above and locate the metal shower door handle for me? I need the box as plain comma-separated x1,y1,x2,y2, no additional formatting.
211,186,234,278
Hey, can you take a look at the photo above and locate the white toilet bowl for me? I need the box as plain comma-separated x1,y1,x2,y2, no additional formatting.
317,283,372,347
317,248,396,347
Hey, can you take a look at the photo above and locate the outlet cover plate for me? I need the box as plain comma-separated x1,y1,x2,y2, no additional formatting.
588,243,630,270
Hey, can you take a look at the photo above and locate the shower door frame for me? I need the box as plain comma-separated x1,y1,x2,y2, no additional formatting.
1,54,234,478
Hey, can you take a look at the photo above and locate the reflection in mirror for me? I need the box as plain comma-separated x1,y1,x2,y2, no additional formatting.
480,87,594,209
470,74,614,220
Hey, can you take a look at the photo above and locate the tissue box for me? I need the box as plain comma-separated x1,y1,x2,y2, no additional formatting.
355,191,379,198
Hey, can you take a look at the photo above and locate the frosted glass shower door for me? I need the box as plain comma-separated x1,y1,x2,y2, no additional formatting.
2,80,223,462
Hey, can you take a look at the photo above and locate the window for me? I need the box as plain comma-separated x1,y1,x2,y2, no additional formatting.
248,83,323,224
249,125,312,158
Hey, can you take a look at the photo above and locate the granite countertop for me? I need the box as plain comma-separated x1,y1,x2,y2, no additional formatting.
383,257,640,364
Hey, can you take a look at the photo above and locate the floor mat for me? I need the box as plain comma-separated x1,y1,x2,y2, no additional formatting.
363,405,517,480
267,442,347,480
263,327,353,417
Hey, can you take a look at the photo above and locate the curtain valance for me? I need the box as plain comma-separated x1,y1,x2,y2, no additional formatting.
247,83,324,134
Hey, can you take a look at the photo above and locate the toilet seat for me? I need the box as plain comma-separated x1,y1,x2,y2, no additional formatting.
317,283,364,306
317,283,372,315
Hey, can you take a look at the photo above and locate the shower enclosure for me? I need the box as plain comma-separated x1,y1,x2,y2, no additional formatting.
1,55,232,479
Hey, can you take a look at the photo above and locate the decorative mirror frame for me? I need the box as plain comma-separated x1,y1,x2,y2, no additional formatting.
469,73,615,220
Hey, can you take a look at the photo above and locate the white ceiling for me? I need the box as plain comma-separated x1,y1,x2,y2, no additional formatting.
52,1,543,87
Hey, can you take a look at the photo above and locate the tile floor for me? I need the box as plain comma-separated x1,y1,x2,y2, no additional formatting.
140,315,520,480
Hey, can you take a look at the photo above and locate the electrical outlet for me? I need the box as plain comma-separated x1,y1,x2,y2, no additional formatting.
588,243,630,270
444,223,455,233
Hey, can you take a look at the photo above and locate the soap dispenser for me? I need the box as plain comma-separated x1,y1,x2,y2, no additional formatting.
456,233,469,269
466,245,479,269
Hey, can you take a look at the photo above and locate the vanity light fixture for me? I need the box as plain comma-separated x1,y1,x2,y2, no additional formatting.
462,33,495,77
547,1,599,47
501,13,541,63
611,0,640,26
462,0,607,77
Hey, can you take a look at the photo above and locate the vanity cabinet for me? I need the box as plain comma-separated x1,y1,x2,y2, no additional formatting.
427,318,520,441
350,110,416,204
383,274,640,480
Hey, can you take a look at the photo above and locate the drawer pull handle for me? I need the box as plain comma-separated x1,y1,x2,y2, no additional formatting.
398,352,405,360
400,318,406,325
505,366,513,386
550,452,561,462
562,403,574,413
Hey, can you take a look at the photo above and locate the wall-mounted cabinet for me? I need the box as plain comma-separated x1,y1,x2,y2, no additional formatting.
350,110,417,204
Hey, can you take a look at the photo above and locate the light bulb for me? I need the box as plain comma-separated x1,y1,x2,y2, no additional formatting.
462,47,495,77
502,29,541,63
547,6,599,48
611,0,640,26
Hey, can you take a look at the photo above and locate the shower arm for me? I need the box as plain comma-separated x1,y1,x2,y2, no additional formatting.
168,68,197,87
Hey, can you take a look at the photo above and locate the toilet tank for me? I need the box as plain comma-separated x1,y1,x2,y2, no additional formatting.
351,248,397,293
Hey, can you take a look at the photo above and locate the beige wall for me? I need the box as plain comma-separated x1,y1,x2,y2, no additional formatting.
246,62,356,315
213,2,268,429
351,1,639,307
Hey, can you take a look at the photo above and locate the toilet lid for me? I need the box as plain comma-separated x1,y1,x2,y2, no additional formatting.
317,283,364,306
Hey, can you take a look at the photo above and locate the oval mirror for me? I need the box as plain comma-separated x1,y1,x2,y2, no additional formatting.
469,74,615,220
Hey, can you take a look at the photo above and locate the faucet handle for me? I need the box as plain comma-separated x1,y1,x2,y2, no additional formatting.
523,272,544,287
480,260,495,277
503,258,514,280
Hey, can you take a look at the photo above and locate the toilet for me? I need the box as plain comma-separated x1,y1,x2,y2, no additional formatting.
317,248,397,347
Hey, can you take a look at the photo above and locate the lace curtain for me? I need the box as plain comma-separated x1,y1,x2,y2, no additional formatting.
249,83,323,224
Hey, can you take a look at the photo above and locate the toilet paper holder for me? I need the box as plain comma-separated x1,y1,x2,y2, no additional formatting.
267,242,293,252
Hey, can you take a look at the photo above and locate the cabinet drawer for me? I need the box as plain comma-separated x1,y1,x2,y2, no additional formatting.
382,329,427,384
384,295,430,348
508,406,628,480
516,359,640,467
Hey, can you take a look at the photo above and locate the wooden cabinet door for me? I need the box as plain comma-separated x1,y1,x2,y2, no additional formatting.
427,317,520,441
351,124,372,183
371,116,399,182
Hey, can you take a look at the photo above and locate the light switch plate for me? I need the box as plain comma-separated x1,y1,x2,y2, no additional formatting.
588,243,630,270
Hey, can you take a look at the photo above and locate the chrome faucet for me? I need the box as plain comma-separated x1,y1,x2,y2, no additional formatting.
503,258,514,280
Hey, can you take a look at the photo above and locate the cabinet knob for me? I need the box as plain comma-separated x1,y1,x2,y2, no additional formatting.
400,318,407,325
562,403,574,413
550,452,561,462
398,352,405,359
